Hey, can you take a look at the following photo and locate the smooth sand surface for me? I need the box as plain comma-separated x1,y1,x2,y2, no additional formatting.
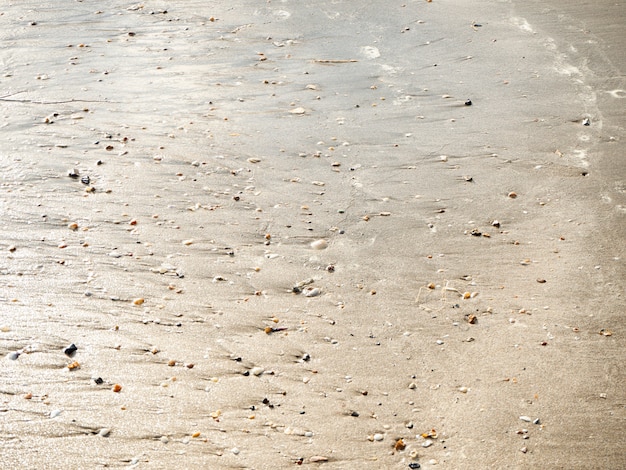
1,1,624,468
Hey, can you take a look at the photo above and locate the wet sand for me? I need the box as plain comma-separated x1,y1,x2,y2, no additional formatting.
1,1,624,468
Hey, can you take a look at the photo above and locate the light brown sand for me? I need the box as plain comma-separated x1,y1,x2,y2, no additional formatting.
1,1,624,468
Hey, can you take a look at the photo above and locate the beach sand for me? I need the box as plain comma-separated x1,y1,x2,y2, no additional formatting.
1,1,624,468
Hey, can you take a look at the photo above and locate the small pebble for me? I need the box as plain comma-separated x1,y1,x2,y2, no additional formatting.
520,416,532,422
422,439,433,448
64,343,78,357
98,428,111,437
112,384,122,393
231,447,240,455
303,287,321,297
251,367,264,376
50,409,62,418
7,351,20,360
310,239,328,250
373,433,384,441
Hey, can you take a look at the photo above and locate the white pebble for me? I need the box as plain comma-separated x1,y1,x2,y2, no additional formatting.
303,287,321,297
373,433,384,441
520,416,532,422
310,239,328,250
231,447,240,455
251,367,264,376
422,439,434,447
50,409,62,418
98,428,111,437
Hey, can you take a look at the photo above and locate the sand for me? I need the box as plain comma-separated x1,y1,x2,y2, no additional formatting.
1,1,624,468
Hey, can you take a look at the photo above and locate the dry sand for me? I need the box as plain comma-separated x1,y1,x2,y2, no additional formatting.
1,1,624,469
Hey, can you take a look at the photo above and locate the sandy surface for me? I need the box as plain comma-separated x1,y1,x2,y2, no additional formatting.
1,1,624,469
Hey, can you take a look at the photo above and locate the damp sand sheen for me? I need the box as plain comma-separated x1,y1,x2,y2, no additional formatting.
1,1,624,469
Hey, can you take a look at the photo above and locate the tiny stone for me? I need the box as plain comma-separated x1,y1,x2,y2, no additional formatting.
231,447,240,455
520,416,532,422
422,439,433,448
373,433,384,441
64,343,78,357
7,351,20,360
98,428,111,437
310,239,328,250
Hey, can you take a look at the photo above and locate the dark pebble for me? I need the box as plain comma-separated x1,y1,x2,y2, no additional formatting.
81,176,90,185
465,99,472,106
93,377,104,385
64,343,78,357
409,464,421,469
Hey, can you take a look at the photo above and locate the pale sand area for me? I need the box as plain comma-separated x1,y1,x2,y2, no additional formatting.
0,1,624,469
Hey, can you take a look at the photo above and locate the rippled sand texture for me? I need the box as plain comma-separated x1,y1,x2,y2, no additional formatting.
1,1,624,469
